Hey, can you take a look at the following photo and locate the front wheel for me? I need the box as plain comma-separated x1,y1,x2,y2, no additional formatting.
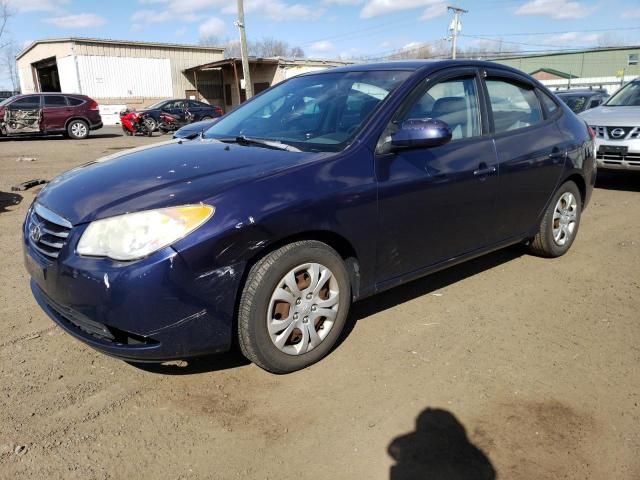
144,117,157,132
238,241,351,373
529,180,582,257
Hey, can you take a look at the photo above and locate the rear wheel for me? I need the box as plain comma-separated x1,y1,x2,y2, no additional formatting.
67,119,89,140
529,180,581,257
201,116,212,121
238,241,351,373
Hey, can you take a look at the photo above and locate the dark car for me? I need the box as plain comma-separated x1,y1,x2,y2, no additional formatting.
23,60,595,373
555,89,609,114
173,118,219,139
0,93,103,139
141,99,223,131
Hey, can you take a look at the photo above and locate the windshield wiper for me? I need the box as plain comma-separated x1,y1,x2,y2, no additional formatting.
220,135,301,152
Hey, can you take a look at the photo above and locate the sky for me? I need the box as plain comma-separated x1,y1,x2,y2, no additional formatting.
1,0,640,88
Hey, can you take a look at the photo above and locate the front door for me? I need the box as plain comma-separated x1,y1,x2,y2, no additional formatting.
5,95,42,134
376,70,499,283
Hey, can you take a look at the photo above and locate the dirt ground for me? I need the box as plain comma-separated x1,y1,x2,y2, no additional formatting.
0,127,639,480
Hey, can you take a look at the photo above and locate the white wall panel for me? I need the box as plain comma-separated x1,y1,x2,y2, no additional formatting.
18,67,35,93
76,55,173,98
57,55,81,93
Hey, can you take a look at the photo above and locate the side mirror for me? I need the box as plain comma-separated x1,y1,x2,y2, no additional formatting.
390,118,452,150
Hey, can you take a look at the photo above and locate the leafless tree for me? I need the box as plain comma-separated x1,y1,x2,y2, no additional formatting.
3,42,19,90
1,0,12,49
200,35,305,59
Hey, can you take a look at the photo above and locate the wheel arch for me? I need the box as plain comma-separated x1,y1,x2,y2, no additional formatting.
562,172,587,206
242,229,362,301
64,116,90,130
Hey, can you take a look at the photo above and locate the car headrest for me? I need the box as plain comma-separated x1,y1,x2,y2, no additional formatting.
432,97,466,115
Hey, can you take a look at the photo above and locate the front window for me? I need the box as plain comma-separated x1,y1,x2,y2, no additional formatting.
203,70,412,152
606,81,640,107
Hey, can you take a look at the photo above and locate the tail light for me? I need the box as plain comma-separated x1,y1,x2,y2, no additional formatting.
88,100,99,111
214,106,223,115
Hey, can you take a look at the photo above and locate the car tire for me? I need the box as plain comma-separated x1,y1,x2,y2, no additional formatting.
238,240,351,373
66,119,89,140
144,117,157,132
529,180,582,258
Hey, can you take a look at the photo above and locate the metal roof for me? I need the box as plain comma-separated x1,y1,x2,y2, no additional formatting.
491,45,640,62
17,37,224,61
185,56,353,72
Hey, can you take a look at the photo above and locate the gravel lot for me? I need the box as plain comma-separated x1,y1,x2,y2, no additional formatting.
1,127,639,479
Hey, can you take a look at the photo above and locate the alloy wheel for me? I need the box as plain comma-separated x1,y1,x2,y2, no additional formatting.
267,262,340,356
552,192,578,246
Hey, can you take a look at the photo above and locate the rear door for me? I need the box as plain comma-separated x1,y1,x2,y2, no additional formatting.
42,95,70,131
375,68,500,282
482,69,565,241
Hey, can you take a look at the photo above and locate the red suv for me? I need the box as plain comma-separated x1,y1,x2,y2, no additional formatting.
0,93,103,140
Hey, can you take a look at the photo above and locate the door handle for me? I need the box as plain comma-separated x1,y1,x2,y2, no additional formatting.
473,165,496,177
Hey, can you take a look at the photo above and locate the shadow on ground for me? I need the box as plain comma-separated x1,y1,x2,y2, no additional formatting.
0,191,23,213
595,171,640,192
0,132,123,142
388,408,496,480
126,349,251,376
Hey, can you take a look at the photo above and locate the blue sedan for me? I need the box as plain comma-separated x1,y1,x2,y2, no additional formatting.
23,60,596,373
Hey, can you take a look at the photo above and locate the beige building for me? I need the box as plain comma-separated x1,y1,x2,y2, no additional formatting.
16,38,224,108
185,57,353,111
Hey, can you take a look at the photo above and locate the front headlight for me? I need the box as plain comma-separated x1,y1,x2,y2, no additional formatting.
77,204,215,261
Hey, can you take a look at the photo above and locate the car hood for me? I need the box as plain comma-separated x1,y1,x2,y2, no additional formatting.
36,139,322,225
579,106,640,125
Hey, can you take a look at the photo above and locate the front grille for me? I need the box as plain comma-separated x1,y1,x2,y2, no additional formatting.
27,204,72,259
597,151,640,165
592,125,640,141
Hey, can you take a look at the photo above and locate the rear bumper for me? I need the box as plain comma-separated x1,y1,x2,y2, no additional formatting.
90,121,103,131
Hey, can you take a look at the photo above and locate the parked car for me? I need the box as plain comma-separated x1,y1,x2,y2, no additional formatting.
556,89,609,114
23,60,595,373
173,118,219,139
0,93,102,140
580,78,640,171
140,99,223,131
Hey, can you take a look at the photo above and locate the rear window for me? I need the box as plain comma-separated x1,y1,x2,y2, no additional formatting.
486,79,543,133
44,95,67,106
539,90,559,115
67,97,85,106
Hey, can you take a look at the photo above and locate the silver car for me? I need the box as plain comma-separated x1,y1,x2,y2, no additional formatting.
580,78,640,171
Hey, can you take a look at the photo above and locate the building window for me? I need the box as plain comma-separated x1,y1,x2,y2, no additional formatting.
629,54,639,66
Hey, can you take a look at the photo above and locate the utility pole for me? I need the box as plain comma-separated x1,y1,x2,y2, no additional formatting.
447,5,467,60
235,0,253,100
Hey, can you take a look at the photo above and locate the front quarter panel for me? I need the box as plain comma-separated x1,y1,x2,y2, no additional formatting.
172,144,378,299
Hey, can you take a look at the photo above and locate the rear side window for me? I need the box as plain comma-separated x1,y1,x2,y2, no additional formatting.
67,97,85,106
486,79,543,133
44,95,67,107
538,90,559,115
11,96,41,108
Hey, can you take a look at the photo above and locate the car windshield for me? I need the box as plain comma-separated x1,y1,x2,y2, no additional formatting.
203,70,412,152
0,96,16,107
146,100,168,109
606,81,640,106
557,94,591,113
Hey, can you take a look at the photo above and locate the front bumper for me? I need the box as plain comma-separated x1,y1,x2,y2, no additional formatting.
594,138,640,171
23,223,244,362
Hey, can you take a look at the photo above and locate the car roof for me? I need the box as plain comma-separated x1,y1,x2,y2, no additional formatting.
309,59,527,75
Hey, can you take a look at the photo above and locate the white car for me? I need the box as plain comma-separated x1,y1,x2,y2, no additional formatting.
580,78,640,171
